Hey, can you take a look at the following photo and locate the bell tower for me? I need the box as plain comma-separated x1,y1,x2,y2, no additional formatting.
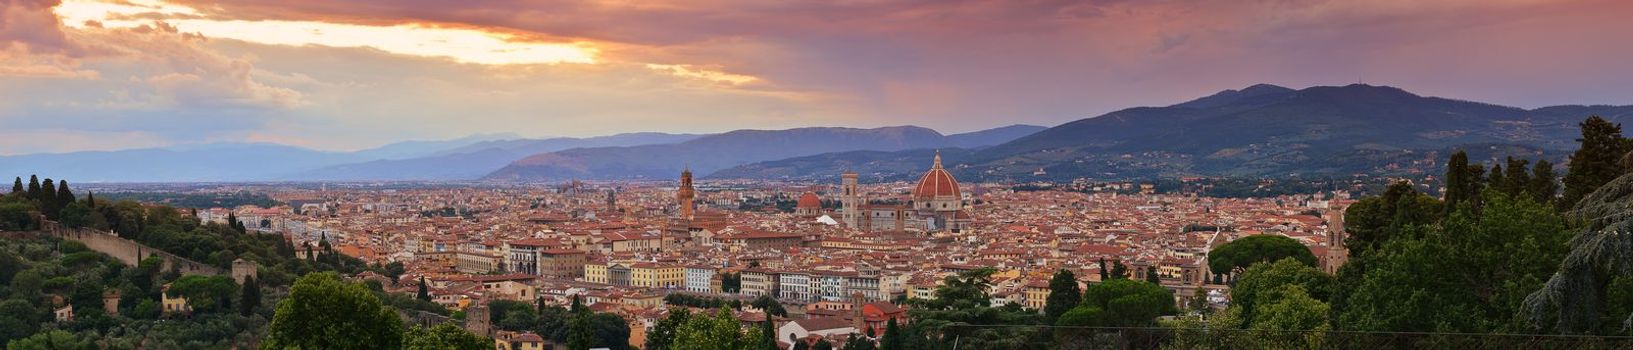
841,170,860,228
677,168,695,220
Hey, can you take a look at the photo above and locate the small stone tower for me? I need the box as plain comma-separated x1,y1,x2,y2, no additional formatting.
677,168,695,220
841,170,860,228
231,258,258,285
465,304,492,337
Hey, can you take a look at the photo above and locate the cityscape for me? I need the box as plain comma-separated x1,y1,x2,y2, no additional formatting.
2,1,1633,349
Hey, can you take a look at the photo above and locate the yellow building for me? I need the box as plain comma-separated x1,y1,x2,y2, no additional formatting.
629,262,683,288
584,263,609,284
161,284,191,315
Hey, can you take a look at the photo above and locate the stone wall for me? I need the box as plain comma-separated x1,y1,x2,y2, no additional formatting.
47,224,223,276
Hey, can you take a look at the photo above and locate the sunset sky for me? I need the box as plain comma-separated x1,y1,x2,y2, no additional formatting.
2,0,1631,154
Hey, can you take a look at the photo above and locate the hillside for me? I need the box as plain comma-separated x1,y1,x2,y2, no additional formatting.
713,84,1633,181
483,125,1042,180
289,132,703,181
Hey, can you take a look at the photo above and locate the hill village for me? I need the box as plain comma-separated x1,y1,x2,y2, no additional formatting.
184,153,1353,348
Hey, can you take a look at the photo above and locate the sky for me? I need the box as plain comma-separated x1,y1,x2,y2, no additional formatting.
2,0,1631,155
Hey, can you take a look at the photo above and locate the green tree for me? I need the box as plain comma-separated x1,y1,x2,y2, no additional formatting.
1076,279,1177,327
1503,157,1531,197
10,177,21,194
169,275,238,313
0,299,40,345
1208,234,1318,275
1523,173,1633,335
240,275,261,316
1561,116,1632,209
1341,181,1442,256
752,294,787,317
1229,258,1332,324
1109,260,1128,280
25,175,39,200
402,322,491,350
1145,266,1160,284
1443,150,1485,214
1529,159,1558,205
417,276,431,302
263,272,405,350
1098,257,1110,281
5,330,94,350
384,261,405,285
647,307,690,350
922,268,994,310
54,180,73,213
568,311,594,350
1341,192,1569,333
879,318,902,350
1043,269,1081,323
672,308,753,350
759,318,778,350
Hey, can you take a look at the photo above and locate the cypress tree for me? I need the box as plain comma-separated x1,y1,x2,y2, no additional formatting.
56,180,73,210
417,276,431,302
880,318,901,350
1505,157,1531,197
1530,160,1558,204
1443,151,1485,213
85,191,95,208
10,177,20,194
26,175,39,200
1561,116,1632,209
1488,164,1505,195
1110,260,1129,280
1145,266,1161,284
760,318,778,350
240,276,261,316
39,179,57,215
1044,269,1081,323
1098,257,1110,281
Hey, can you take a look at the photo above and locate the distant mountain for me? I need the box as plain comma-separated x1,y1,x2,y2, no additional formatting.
943,125,1048,148
713,84,1633,181
0,143,360,182
349,133,520,161
290,132,703,181
484,125,1043,181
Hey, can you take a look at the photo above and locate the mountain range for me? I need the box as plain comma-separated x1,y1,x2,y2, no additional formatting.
712,84,1633,181
482,125,1045,180
7,83,1631,183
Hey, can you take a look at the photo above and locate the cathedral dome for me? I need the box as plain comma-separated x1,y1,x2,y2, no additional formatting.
913,152,960,200
797,191,821,209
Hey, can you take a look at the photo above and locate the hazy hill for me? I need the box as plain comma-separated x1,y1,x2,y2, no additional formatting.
289,132,703,181
483,125,1043,181
713,84,1633,181
0,143,361,183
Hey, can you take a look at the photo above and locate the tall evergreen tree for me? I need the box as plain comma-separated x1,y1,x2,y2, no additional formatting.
26,175,39,200
1044,269,1081,323
567,310,593,350
1488,163,1505,195
879,318,902,350
1145,266,1161,284
1530,159,1558,204
1504,157,1531,197
55,180,73,212
417,276,431,302
1561,116,1632,209
39,178,56,215
85,191,95,208
10,177,20,194
1110,260,1129,280
1098,257,1110,281
1443,151,1485,213
240,276,261,316
759,318,778,350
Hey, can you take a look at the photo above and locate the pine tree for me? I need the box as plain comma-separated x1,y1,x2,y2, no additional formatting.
1561,116,1632,209
1044,269,1081,323
417,276,431,302
240,276,261,316
1530,159,1559,205
10,177,21,194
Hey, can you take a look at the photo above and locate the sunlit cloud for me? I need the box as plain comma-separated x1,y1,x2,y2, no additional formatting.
55,0,598,65
645,64,759,85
